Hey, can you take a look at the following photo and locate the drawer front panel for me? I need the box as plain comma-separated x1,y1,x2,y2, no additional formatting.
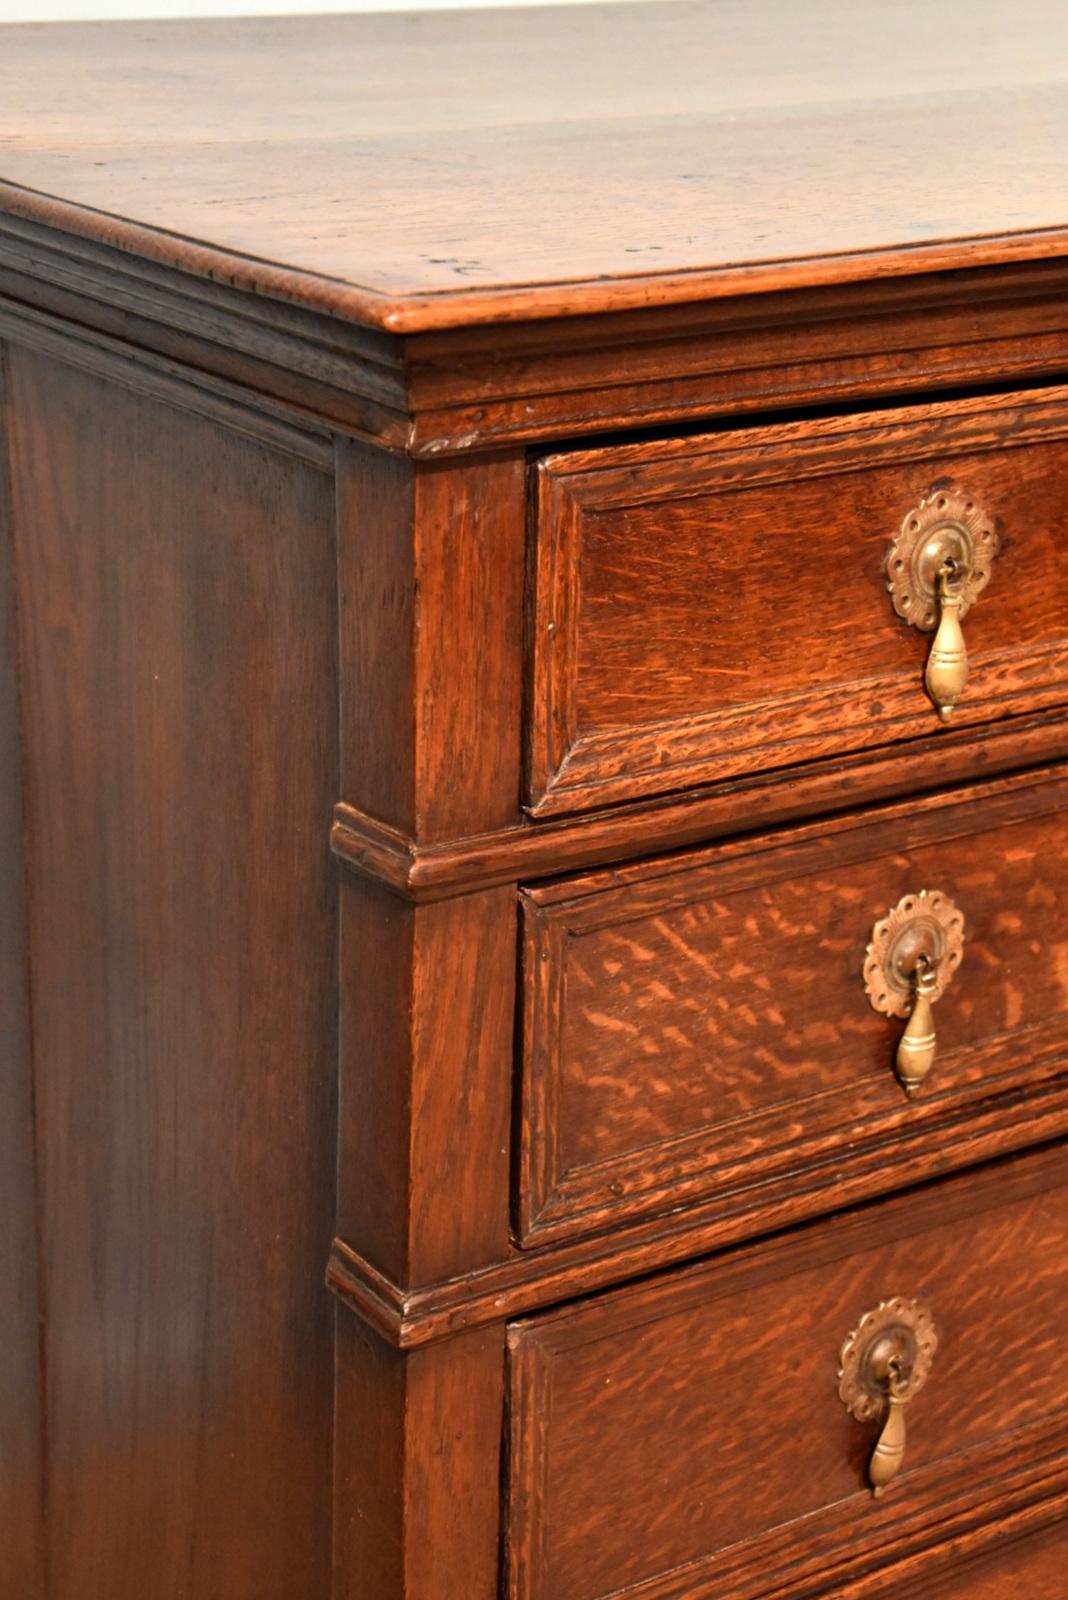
518,767,1068,1246
507,1147,1068,1600
528,387,1068,815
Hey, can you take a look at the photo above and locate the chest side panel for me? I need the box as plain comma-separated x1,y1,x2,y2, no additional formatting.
4,342,339,1600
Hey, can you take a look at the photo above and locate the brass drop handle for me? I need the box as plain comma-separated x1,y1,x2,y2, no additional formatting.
896,953,939,1098
886,487,998,725
868,1352,912,1497
863,890,965,1098
925,561,968,723
839,1298,938,1503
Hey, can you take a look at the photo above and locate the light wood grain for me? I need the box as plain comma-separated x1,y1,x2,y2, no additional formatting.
3,2,1068,329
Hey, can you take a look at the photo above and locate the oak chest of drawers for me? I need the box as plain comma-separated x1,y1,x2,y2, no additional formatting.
3,5,1068,1598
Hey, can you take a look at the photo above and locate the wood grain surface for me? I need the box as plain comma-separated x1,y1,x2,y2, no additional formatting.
9,218,1068,460
337,874,515,1288
336,441,526,842
519,767,1068,1245
507,1145,1068,1600
530,385,1068,814
333,1315,505,1600
921,1521,1068,1598
332,713,1068,901
0,342,47,1599
3,344,339,1597
3,2,1068,330
6,18,1068,1591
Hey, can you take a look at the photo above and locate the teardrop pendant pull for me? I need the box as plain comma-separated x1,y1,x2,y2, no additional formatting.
896,955,938,1097
870,1362,911,1498
839,1297,938,1507
925,562,968,723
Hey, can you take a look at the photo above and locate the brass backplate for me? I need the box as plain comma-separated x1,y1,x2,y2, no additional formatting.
886,487,998,631
863,889,965,1020
838,1297,938,1423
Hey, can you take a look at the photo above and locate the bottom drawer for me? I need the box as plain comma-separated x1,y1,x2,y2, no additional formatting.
506,1145,1068,1600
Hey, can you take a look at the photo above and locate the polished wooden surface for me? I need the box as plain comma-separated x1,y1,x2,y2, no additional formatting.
3,344,339,1596
332,713,1068,900
520,767,1068,1246
4,9,1068,1597
530,385,1068,813
3,2,1068,330
11,219,1068,460
333,1315,505,1600
336,442,526,842
337,874,514,1287
924,1521,1068,1597
0,345,46,1600
508,1145,1068,1600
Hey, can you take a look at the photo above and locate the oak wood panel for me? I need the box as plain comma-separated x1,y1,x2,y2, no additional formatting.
519,765,1068,1245
333,395,526,1300
507,1145,1068,1600
328,1081,1068,1350
790,1495,1068,1598
0,341,47,1600
530,386,1068,814
337,444,416,828
0,291,336,471
11,219,1068,460
0,228,409,451
332,712,1068,901
333,1313,505,1600
7,16,1068,1597
336,441,525,840
920,1521,1068,1598
5,346,338,1598
403,259,1068,452
5,4,1068,331
336,873,515,1287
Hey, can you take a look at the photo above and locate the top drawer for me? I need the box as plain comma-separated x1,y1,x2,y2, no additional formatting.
527,386,1068,815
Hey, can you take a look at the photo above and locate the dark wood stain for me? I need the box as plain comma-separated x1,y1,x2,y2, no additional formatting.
331,713,1068,900
10,225,1068,457
336,874,515,1287
4,346,339,1597
333,1315,505,1600
0,339,48,1600
2,9,1068,1597
336,442,526,842
921,1519,1068,1597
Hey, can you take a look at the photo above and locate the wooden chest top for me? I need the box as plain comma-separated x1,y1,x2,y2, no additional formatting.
2,0,1068,332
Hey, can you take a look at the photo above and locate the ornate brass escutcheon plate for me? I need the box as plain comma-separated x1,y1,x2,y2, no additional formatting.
838,1297,939,1423
863,889,965,1095
886,487,998,632
886,487,1000,722
839,1296,939,1498
863,889,965,1021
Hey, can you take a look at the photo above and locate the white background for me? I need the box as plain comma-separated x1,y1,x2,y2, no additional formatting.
0,0,622,19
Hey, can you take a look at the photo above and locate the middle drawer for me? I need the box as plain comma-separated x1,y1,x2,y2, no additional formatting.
518,764,1068,1247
